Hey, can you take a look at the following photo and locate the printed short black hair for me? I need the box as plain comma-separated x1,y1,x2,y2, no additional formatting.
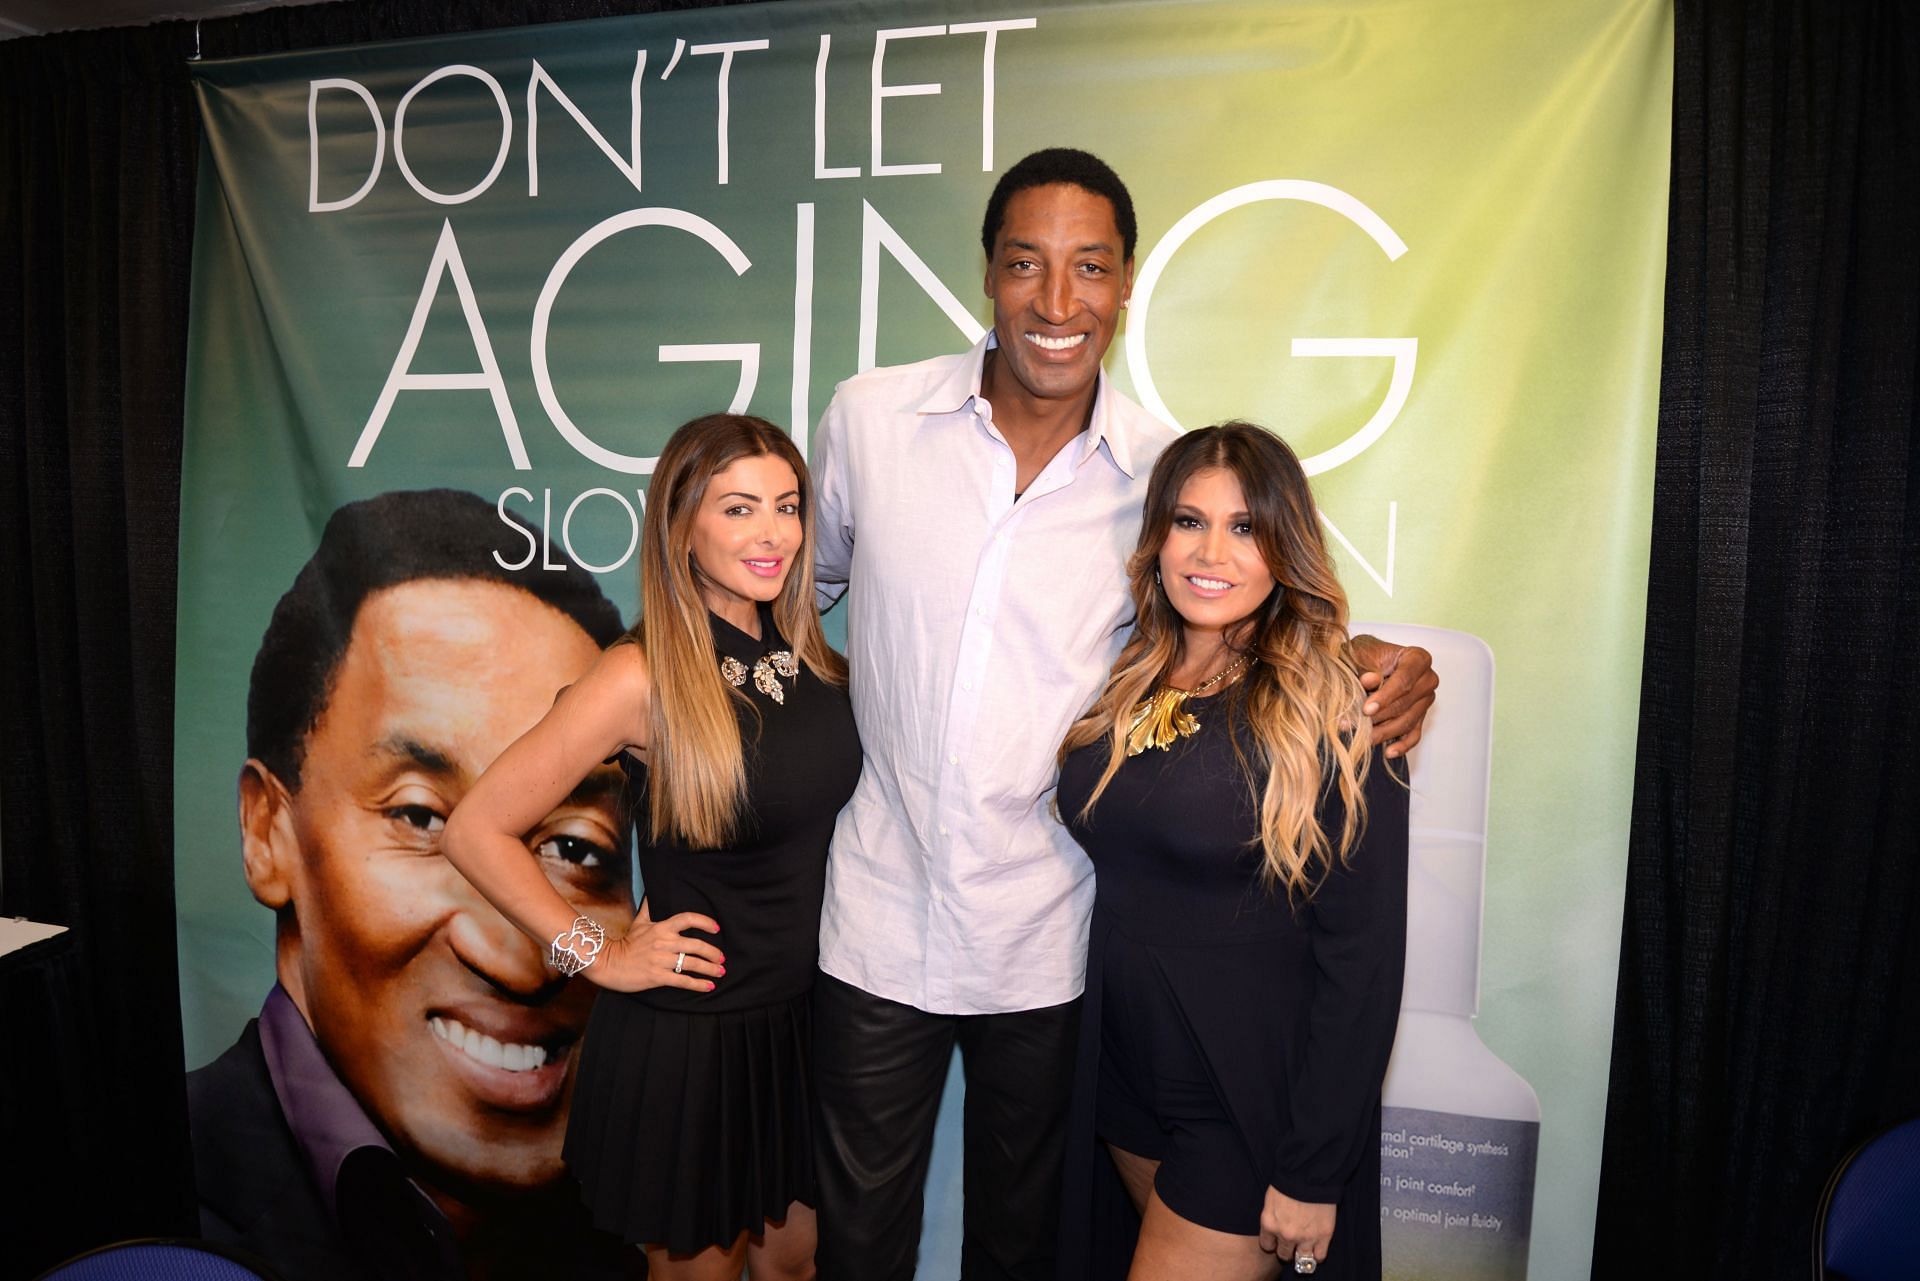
245,488,625,791
980,147,1138,262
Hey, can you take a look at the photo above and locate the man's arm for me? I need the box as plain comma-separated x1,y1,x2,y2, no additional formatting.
1349,636,1438,759
810,392,855,612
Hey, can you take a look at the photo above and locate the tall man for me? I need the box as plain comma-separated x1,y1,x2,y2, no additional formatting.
806,149,1436,1280
188,489,639,1281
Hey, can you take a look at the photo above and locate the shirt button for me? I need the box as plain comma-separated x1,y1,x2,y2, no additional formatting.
940,825,950,836
961,680,972,692
948,753,959,765
933,890,945,903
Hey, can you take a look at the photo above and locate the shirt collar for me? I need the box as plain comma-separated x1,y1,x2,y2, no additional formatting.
258,984,404,1224
709,601,784,663
912,331,1140,479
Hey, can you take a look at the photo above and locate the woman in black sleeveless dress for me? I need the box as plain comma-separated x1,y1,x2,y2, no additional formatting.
1055,422,1408,1281
444,414,858,1281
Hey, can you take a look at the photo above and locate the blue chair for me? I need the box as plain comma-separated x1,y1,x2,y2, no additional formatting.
32,1238,284,1281
1813,1115,1920,1281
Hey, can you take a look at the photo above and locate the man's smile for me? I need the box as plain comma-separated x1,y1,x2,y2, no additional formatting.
430,1014,554,1072
426,1001,579,1112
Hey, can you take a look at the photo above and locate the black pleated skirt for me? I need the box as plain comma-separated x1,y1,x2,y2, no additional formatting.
564,989,816,1254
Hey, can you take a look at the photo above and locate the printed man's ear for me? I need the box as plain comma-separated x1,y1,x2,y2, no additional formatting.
238,760,299,910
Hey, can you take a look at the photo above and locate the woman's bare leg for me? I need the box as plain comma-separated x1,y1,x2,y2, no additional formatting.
643,1233,749,1281
743,1200,817,1281
1127,1187,1281,1281
1106,1142,1159,1216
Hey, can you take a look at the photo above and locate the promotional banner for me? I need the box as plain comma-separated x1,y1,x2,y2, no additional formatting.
178,0,1671,1275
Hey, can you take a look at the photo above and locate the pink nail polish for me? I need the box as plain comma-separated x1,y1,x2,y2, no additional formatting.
706,981,717,991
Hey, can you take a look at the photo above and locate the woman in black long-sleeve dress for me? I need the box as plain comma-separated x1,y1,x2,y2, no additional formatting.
1056,422,1408,1280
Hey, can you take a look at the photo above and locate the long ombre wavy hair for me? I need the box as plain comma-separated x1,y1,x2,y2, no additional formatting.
1059,422,1373,900
632,413,846,849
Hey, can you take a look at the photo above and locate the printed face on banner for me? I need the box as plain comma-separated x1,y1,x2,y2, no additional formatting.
242,579,632,1190
690,454,803,624
983,182,1134,412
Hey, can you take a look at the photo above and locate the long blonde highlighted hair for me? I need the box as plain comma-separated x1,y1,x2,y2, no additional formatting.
1059,422,1373,900
633,413,846,849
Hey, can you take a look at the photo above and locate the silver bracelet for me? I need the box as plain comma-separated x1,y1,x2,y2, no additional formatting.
549,915,606,977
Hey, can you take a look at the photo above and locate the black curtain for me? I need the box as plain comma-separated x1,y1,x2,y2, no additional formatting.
1,22,201,1276
1595,1,1920,1278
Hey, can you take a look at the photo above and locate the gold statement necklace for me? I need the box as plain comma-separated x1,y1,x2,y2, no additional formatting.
1125,654,1249,756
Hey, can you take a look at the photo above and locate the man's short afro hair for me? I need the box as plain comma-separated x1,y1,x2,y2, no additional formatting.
981,147,1137,262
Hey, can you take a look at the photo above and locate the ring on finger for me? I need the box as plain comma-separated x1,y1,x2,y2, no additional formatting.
1292,1252,1317,1275
673,951,686,974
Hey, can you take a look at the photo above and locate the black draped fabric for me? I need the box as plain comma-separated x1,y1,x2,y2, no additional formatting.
0,24,201,1276
1594,2,1920,1279
0,3,757,1277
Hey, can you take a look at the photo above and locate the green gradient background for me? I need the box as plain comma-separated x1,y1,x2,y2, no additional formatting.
179,1,1671,1275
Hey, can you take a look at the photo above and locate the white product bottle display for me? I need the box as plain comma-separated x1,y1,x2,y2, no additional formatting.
1352,623,1540,1281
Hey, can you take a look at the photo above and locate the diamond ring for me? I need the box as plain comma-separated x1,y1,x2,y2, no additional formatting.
673,952,686,974
1293,1254,1317,1275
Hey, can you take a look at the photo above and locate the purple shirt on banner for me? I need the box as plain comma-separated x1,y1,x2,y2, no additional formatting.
258,984,462,1279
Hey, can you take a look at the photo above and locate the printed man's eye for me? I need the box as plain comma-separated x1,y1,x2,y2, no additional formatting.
388,805,445,835
535,835,609,869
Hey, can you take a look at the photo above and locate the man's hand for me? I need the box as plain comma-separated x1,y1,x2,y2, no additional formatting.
1349,636,1438,759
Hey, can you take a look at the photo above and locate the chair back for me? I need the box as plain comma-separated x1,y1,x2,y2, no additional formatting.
33,1238,283,1281
1814,1116,1920,1281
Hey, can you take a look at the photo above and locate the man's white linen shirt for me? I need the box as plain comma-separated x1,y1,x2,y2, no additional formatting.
811,334,1179,1015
